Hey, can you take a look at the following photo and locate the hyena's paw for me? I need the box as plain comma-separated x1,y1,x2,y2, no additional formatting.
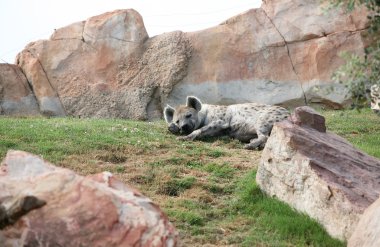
243,143,265,150
176,136,192,141
176,133,197,141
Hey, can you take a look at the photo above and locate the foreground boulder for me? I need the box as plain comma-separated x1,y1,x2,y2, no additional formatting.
0,150,178,246
0,64,40,116
348,196,380,247
8,0,369,118
256,106,380,240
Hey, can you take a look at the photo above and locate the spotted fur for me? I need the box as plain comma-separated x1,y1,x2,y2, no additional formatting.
371,84,380,114
163,96,290,150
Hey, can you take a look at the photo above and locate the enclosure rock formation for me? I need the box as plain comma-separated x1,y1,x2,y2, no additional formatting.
0,64,40,116
0,0,370,118
348,196,380,247
256,106,380,240
166,0,368,108
0,150,178,246
16,9,191,119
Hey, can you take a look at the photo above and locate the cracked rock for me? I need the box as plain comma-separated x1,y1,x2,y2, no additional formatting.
167,0,369,108
0,64,40,116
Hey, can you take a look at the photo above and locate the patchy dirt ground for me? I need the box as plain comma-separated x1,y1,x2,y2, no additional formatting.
59,136,261,246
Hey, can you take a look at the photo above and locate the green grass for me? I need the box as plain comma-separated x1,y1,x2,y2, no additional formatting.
203,162,236,179
323,108,380,158
232,171,343,246
157,176,197,196
1,109,379,246
0,117,166,163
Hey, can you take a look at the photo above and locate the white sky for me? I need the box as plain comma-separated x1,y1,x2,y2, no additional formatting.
0,0,262,64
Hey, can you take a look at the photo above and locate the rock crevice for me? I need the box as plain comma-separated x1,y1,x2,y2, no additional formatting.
261,7,308,104
18,49,66,116
0,64,40,115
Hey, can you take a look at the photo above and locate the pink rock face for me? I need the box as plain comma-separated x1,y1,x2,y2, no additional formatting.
168,0,369,107
0,64,40,116
16,9,191,119
0,150,178,247
257,107,380,240
261,0,368,43
16,9,150,118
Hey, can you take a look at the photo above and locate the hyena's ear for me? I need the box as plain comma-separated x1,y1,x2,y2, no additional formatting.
186,96,202,111
163,105,175,123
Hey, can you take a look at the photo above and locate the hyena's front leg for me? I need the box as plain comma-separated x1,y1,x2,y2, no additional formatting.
177,120,229,141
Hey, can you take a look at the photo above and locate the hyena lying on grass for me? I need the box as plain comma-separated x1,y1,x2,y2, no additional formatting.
163,96,290,150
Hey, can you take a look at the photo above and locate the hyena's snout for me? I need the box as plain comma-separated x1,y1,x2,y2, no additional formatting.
168,123,180,134
180,123,193,134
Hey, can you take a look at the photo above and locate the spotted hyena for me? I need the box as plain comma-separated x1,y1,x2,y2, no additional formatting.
163,96,290,149
371,84,380,114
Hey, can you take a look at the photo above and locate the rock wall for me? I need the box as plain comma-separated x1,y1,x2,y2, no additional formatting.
0,0,371,118
168,0,368,108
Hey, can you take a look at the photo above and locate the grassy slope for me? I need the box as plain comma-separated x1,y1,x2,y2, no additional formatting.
0,109,379,246
324,109,380,158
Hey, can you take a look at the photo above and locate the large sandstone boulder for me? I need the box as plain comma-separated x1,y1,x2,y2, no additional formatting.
16,9,191,119
0,150,178,246
349,196,380,247
256,106,380,240
0,64,39,116
7,0,370,118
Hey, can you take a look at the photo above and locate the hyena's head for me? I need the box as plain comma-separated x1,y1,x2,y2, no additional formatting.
370,84,380,114
163,96,203,135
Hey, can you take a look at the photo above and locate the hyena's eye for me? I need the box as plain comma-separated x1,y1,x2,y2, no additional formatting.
176,120,179,124
185,113,192,118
